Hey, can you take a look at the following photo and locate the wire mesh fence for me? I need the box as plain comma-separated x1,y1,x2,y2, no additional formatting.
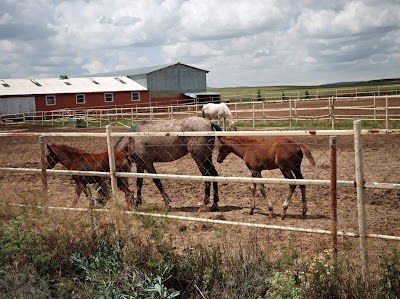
0,122,399,275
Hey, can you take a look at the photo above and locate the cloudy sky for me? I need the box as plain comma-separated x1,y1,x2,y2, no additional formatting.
0,0,399,87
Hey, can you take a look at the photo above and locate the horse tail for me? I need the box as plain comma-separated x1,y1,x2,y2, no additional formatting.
300,143,316,166
115,121,144,153
202,108,206,118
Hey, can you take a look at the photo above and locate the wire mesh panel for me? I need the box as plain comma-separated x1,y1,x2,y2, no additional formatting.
0,123,399,273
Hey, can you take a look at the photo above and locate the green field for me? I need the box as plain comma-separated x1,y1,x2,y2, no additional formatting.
209,78,400,101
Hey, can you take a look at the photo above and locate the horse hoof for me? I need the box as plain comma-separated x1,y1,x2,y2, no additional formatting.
281,214,286,220
197,205,209,212
209,204,220,212
249,210,254,215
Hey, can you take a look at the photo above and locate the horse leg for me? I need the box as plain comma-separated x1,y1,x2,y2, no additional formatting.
94,180,111,207
280,169,296,220
135,164,145,206
193,156,219,212
142,162,171,209
117,177,135,206
292,163,307,218
222,117,227,131
72,178,86,207
250,170,272,216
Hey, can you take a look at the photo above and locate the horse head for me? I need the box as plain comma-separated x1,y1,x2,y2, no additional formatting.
230,122,238,131
46,144,60,169
216,137,234,163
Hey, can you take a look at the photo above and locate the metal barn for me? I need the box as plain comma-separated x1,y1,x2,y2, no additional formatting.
90,62,218,105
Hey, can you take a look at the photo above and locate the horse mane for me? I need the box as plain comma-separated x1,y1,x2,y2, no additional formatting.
51,143,88,155
221,136,260,143
128,121,146,132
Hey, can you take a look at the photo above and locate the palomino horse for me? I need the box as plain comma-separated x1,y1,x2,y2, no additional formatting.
46,143,134,207
202,102,237,131
217,136,315,219
115,116,221,211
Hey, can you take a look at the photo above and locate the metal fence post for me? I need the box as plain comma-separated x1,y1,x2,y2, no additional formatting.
330,136,338,259
353,120,368,277
106,125,117,200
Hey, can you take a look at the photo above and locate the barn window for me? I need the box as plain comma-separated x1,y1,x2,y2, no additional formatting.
76,94,85,104
131,92,140,101
115,77,127,84
1,80,10,87
46,95,56,106
30,79,41,87
104,93,113,102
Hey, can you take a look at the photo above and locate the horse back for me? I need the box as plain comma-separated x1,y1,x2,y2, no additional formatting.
125,117,215,162
243,137,303,170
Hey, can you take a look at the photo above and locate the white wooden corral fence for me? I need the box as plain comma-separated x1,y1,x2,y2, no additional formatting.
1,121,400,277
2,94,399,131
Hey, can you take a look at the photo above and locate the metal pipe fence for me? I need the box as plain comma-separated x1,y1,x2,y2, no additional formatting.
0,122,399,275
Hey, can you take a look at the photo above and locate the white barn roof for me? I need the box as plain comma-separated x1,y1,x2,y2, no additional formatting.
0,76,147,97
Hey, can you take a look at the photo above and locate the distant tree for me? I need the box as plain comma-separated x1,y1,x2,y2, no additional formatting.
305,90,310,99
257,89,262,101
281,90,285,100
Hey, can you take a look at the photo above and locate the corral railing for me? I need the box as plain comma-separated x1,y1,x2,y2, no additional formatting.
214,83,400,102
3,94,400,130
0,121,399,277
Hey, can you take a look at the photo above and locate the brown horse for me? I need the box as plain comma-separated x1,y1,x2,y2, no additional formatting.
115,116,221,211
46,143,134,208
217,136,315,219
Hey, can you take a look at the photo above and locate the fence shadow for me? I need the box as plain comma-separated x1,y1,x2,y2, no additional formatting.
171,204,243,213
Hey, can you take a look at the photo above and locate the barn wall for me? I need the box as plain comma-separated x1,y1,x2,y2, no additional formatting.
0,97,36,115
35,91,150,111
146,64,207,92
129,74,147,88
151,94,191,106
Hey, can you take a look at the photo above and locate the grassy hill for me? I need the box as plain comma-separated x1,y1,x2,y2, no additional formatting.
208,78,400,101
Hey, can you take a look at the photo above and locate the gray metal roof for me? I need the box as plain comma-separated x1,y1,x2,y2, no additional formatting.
0,76,147,96
88,62,209,77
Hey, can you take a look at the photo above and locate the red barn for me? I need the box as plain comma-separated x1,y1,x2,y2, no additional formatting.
0,76,149,117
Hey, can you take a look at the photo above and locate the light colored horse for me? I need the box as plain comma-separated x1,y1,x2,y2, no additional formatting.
115,116,222,211
202,102,237,131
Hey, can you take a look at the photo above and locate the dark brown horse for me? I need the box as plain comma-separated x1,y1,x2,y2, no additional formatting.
115,116,221,211
217,136,315,219
46,143,134,207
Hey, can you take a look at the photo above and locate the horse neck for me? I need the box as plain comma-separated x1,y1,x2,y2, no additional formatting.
221,137,249,159
52,146,84,169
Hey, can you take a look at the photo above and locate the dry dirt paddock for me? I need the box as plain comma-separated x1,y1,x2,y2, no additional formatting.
0,121,399,265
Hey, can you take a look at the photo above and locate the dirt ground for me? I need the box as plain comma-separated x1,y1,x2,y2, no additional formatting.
1,100,400,265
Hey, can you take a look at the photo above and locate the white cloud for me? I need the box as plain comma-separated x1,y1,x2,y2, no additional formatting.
0,0,399,87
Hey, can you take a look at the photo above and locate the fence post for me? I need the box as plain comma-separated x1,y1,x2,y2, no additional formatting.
106,125,118,200
353,120,368,278
289,98,292,129
385,95,389,131
330,96,335,129
330,136,338,259
373,95,376,120
39,136,48,203
252,102,255,129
